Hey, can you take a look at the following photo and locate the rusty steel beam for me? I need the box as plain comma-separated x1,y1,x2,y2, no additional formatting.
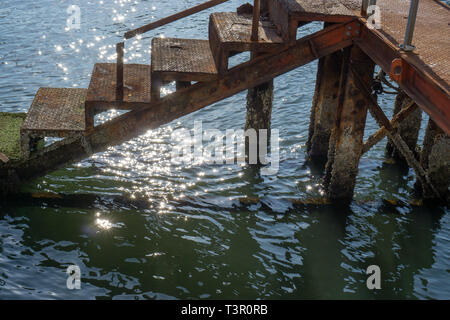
362,100,418,154
350,64,441,199
0,22,359,194
356,23,450,135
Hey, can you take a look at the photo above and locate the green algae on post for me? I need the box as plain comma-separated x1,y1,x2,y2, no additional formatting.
0,112,26,161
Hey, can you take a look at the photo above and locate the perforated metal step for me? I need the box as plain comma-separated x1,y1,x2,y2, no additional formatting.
86,63,152,107
21,88,87,136
151,38,218,82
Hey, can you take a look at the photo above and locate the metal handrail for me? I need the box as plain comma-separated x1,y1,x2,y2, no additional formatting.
115,0,265,101
115,0,232,101
361,0,377,17
362,0,420,52
400,0,420,51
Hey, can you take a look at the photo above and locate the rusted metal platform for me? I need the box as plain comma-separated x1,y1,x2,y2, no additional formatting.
151,38,218,82
86,63,151,109
352,0,450,134
368,0,449,90
21,88,87,137
209,12,284,72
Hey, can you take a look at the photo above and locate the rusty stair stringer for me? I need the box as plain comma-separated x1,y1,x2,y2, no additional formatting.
0,21,359,196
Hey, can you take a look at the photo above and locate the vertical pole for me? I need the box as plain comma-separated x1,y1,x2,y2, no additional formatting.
324,46,375,202
361,0,377,17
251,0,260,42
116,42,124,101
401,0,420,51
247,2,272,165
361,0,370,17
245,80,274,164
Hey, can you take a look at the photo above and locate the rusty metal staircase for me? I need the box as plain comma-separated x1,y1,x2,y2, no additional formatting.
2,0,363,190
19,0,360,157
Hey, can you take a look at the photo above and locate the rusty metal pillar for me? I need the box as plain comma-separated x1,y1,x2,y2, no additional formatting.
324,46,375,201
386,91,422,162
417,119,450,200
307,49,343,162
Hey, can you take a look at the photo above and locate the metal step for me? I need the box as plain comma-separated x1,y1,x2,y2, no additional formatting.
20,88,87,158
86,63,152,109
268,0,357,42
151,38,218,82
22,88,87,136
208,12,285,73
151,38,218,100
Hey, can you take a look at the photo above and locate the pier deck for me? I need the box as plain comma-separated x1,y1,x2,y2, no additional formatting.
1,0,449,200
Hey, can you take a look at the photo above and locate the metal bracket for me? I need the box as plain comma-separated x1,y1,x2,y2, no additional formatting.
399,44,416,52
389,58,405,83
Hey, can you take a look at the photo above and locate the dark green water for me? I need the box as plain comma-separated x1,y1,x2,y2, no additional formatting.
0,0,449,299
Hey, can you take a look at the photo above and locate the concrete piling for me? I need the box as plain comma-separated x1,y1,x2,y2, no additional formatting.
418,119,450,200
245,80,274,163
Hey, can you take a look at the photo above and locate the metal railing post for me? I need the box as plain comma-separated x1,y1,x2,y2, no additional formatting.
361,0,370,17
400,0,420,51
361,0,377,18
251,0,261,41
116,42,124,101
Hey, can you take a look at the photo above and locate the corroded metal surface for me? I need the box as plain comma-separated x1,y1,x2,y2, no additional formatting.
21,88,87,135
209,11,285,73
282,0,355,16
151,38,218,81
1,22,358,196
367,0,450,89
210,12,283,45
268,0,357,42
86,63,151,104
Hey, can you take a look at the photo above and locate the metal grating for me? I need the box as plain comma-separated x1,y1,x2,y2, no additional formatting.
282,0,356,16
86,63,152,103
151,38,218,80
21,88,87,135
364,0,450,90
